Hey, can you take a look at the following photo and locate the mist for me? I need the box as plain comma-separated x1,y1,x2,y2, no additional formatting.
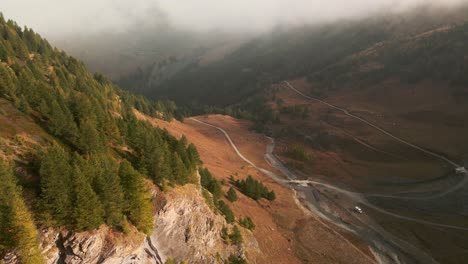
2,0,467,37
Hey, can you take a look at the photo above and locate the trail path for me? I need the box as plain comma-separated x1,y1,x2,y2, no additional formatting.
284,81,468,199
284,81,461,168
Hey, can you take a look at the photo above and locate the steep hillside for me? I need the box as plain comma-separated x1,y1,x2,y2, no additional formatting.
0,14,254,264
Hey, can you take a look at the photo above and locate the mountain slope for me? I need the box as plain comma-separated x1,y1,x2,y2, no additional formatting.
0,14,225,263
132,5,468,121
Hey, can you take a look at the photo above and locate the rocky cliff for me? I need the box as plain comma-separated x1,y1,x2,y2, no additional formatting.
30,184,257,264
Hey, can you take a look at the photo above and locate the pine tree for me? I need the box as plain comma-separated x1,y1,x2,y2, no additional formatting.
239,217,255,230
91,155,124,227
152,148,173,185
226,187,238,202
226,255,247,264
217,200,235,224
172,152,188,185
229,225,243,245
78,120,102,153
0,161,44,264
235,175,276,201
71,165,104,231
118,161,153,234
200,168,222,200
175,135,191,169
186,143,200,168
0,63,15,98
39,145,73,226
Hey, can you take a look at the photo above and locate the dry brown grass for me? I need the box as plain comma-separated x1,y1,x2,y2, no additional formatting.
270,79,456,189
137,111,375,264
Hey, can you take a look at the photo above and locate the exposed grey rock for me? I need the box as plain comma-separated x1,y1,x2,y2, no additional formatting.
32,184,258,264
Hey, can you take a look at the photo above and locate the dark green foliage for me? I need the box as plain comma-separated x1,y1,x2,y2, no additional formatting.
0,161,44,264
91,155,124,226
217,200,235,224
118,161,154,234
39,145,73,226
226,187,238,202
71,164,104,231
0,16,204,234
121,117,200,186
228,225,243,245
200,168,223,200
234,175,276,201
238,217,255,231
172,152,189,185
226,255,247,264
39,148,128,232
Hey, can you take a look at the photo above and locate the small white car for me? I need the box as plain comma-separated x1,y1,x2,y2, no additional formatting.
354,206,363,214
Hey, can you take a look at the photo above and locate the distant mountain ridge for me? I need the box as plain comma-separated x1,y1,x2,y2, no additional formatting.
158,4,467,101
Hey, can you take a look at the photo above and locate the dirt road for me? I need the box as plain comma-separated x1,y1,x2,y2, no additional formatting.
190,117,443,264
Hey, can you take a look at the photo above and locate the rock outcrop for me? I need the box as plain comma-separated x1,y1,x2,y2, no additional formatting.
149,184,257,263
28,184,258,264
40,226,152,264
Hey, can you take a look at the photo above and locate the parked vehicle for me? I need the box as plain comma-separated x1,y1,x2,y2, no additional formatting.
354,206,363,214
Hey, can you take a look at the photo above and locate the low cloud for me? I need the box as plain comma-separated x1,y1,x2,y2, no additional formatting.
1,0,467,36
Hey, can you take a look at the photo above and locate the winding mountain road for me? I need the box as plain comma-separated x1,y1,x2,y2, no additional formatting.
189,117,378,264
190,117,468,231
190,116,468,263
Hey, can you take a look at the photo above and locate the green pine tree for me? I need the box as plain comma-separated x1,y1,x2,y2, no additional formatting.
39,145,73,226
71,165,104,231
172,152,188,185
226,187,238,202
239,217,255,230
0,161,44,264
217,200,235,224
119,161,154,234
229,225,243,245
91,155,124,227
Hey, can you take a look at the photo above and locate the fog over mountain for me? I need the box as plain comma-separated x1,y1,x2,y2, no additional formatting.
2,0,467,37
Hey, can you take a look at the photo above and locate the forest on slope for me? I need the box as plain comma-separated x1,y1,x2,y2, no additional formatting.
0,14,202,263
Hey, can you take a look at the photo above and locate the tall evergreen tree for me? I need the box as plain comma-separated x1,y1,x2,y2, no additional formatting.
118,161,153,234
217,200,235,224
172,152,188,185
229,225,243,245
226,187,238,202
91,155,124,227
0,161,43,264
39,145,73,226
0,63,15,98
71,165,104,231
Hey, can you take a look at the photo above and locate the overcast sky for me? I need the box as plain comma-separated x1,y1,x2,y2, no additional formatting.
1,0,466,36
